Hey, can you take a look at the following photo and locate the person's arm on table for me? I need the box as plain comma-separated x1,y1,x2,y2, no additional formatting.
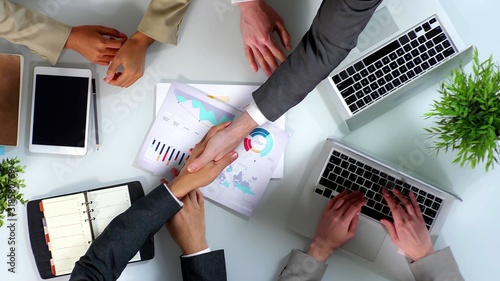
69,123,237,281
0,1,126,65
278,191,365,281
166,190,227,281
105,0,192,87
237,0,291,76
187,0,381,172
253,0,381,121
381,189,464,281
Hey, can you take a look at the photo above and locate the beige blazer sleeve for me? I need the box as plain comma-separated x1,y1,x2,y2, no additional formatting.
0,0,71,65
137,0,192,45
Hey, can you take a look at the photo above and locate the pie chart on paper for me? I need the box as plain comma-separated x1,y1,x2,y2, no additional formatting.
243,128,274,157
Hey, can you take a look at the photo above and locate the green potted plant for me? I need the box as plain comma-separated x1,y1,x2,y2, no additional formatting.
424,48,500,171
0,157,28,227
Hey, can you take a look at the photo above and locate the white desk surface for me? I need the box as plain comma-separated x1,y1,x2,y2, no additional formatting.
1,0,498,280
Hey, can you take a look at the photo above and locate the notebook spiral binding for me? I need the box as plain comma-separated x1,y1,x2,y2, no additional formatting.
81,201,93,206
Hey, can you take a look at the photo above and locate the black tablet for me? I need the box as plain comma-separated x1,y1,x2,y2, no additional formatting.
29,66,92,155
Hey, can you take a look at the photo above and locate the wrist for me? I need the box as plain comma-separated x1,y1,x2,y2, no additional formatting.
64,27,77,50
168,178,189,199
412,247,436,262
228,112,258,139
306,240,334,262
238,0,262,10
182,240,209,256
130,31,155,48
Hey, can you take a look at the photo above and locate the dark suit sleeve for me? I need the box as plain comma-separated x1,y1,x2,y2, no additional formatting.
180,250,227,281
69,184,182,281
252,0,382,121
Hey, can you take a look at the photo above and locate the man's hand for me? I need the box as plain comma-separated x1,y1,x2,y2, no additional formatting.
166,189,208,255
104,31,154,88
187,112,257,173
381,188,435,261
168,122,239,198
64,25,127,66
307,191,366,262
239,0,291,76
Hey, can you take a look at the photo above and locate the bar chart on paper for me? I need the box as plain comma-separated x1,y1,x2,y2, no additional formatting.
134,83,242,178
145,139,189,167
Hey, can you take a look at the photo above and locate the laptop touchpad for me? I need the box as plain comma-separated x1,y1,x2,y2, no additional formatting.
341,220,386,261
356,7,399,53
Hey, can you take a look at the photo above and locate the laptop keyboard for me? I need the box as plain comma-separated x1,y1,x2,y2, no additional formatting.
315,150,443,230
332,15,457,114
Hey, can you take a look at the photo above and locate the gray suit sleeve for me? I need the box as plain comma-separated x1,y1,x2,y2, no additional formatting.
180,250,227,281
410,247,464,281
277,249,328,281
252,0,381,121
69,184,182,281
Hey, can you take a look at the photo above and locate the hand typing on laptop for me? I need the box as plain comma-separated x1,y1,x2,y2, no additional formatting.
380,188,435,262
279,189,464,281
306,191,365,262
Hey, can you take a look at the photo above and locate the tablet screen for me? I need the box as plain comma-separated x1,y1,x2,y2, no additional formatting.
32,74,90,147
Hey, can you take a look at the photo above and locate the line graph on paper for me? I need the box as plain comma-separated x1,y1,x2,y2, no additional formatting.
174,89,235,128
135,84,241,178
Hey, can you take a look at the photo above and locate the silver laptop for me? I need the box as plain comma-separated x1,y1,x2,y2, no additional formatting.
318,0,473,131
289,139,462,280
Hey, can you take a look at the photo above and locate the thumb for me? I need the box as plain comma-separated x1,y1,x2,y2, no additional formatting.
105,58,121,82
380,219,398,243
348,212,360,235
187,152,217,173
213,151,238,172
205,151,238,175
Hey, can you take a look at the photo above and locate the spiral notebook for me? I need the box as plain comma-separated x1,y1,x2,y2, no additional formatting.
27,181,154,279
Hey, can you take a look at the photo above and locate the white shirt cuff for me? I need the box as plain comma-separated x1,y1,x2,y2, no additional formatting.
246,101,269,126
182,247,211,258
232,0,256,4
163,183,184,207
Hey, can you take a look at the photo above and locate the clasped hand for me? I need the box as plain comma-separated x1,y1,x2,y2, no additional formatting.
66,26,154,88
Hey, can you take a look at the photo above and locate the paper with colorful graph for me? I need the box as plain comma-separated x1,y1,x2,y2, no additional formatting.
154,82,286,178
135,83,289,216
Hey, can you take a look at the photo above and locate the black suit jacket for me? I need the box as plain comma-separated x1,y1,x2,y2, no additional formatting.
69,184,227,281
253,0,382,121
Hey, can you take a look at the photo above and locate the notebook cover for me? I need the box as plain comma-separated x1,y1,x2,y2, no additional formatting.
0,53,23,146
26,181,150,279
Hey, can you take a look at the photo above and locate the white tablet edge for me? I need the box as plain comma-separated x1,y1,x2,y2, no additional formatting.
29,66,92,156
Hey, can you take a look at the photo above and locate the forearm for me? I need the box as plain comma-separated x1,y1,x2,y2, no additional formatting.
0,1,71,65
138,0,193,45
252,0,381,121
180,250,227,281
278,249,327,281
70,184,182,281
